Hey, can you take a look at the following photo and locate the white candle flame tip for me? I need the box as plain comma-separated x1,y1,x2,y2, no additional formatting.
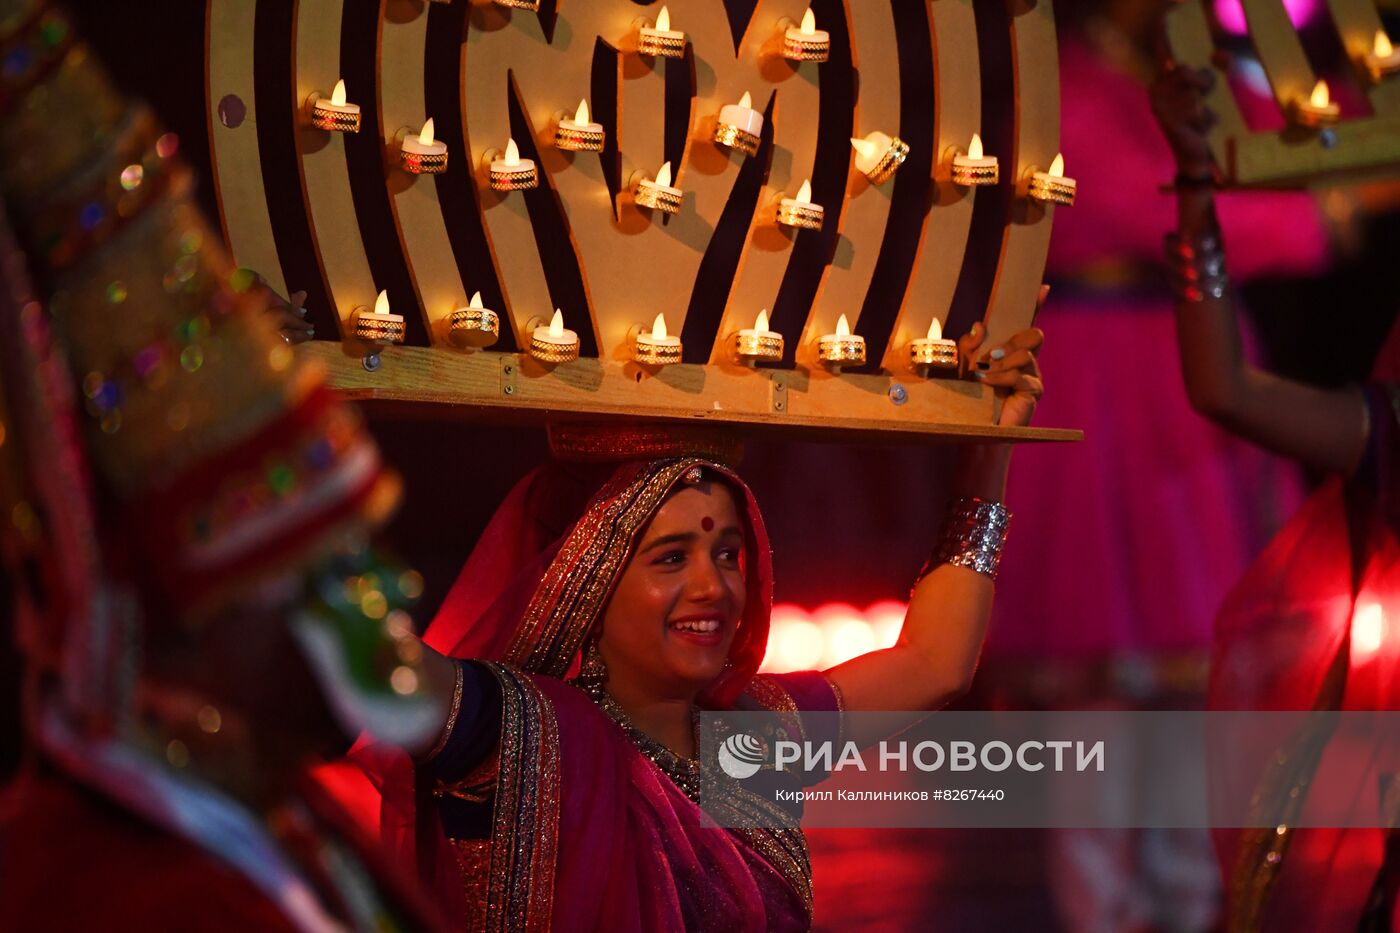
755,309,770,332
796,178,812,203
800,7,816,35
1048,152,1065,177
549,309,564,336
1309,79,1331,108
651,313,668,340
968,133,984,160
1376,30,1394,59
504,138,520,166
835,314,850,337
850,136,878,160
331,80,347,107
926,317,942,341
738,91,753,110
374,290,390,316
655,161,673,188
575,99,590,125
655,5,671,32
418,118,436,146
469,291,483,309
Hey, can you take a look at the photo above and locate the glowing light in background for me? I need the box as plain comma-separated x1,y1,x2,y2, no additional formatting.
1352,600,1385,663
1213,0,1321,36
762,601,909,672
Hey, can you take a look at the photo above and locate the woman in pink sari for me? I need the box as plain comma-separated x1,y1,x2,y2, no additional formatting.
1152,51,1400,932
356,320,1048,930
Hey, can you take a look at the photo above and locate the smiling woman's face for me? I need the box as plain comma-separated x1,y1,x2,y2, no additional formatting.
596,479,746,701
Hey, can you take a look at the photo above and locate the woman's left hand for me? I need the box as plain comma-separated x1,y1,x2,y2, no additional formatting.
957,286,1047,429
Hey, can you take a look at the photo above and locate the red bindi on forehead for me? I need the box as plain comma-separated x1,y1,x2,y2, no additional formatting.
701,516,715,532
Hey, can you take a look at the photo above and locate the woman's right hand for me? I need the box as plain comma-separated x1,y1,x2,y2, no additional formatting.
1149,57,1218,178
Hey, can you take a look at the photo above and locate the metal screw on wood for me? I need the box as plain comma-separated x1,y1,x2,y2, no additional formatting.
362,352,382,373
888,383,908,405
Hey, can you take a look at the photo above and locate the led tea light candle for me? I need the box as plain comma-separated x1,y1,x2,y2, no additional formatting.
633,313,683,365
909,316,958,373
487,138,538,191
1364,30,1400,82
850,131,909,185
734,309,784,362
818,314,865,367
783,7,830,62
634,161,683,214
309,79,361,133
355,290,406,345
493,0,541,10
638,5,686,58
1293,79,1340,127
529,309,580,363
714,91,764,157
555,99,605,152
776,179,824,230
399,118,448,174
449,291,500,348
1027,153,1076,206
950,133,998,187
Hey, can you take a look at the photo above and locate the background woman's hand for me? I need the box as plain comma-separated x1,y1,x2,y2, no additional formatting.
1149,54,1218,177
957,286,1047,429
255,276,313,345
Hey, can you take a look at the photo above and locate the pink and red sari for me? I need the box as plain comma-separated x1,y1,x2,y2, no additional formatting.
1211,318,1400,931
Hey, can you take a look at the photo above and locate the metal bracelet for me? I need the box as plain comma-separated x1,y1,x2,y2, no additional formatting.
929,496,1012,581
1165,231,1229,303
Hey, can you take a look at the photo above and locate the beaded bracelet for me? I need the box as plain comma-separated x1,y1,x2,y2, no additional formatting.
1165,229,1228,303
912,496,1012,590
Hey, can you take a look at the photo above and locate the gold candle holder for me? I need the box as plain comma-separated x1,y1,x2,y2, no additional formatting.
486,138,538,191
1026,153,1076,206
734,310,784,363
850,132,909,185
529,309,580,363
1292,79,1341,127
776,179,824,230
400,119,448,175
949,134,998,187
632,313,683,365
308,80,361,133
713,92,763,157
782,8,830,62
555,100,605,152
818,314,866,367
449,292,500,348
634,162,683,214
355,290,406,345
638,5,687,58
909,318,958,373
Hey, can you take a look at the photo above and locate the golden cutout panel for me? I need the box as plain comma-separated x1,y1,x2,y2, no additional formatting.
205,0,1081,444
1166,0,1400,187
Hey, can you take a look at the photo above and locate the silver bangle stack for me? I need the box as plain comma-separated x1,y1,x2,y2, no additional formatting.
1165,230,1228,303
912,496,1011,588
